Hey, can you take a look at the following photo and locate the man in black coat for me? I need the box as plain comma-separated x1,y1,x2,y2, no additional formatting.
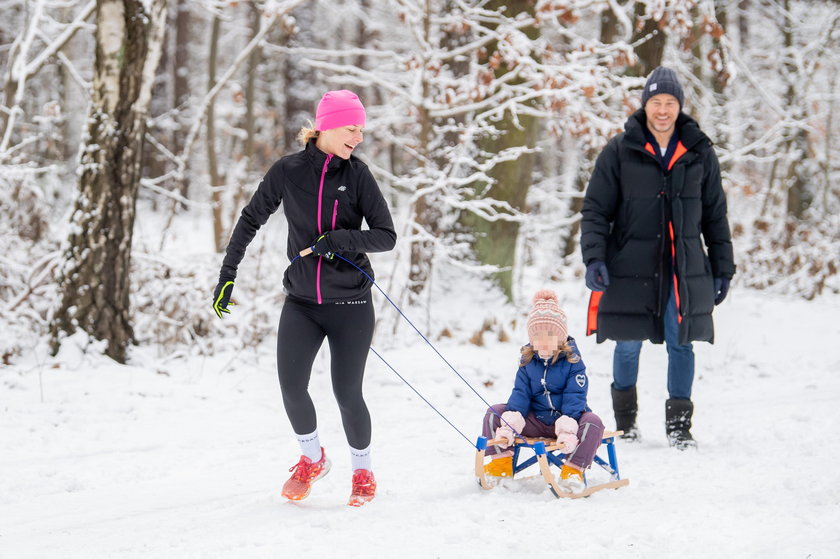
580,67,735,449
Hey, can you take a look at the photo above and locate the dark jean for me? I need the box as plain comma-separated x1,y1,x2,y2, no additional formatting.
612,285,695,399
481,404,605,469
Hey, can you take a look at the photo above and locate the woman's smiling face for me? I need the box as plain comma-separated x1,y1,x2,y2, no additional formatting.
317,125,364,159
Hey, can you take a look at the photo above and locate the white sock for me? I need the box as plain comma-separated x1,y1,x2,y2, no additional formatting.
296,430,322,462
349,445,372,471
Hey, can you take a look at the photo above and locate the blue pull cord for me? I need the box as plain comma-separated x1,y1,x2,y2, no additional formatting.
335,253,492,408
333,253,498,411
326,252,525,449
369,347,475,447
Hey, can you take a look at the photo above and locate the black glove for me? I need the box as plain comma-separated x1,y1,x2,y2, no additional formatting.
310,233,335,260
585,260,610,292
213,279,235,318
714,277,730,305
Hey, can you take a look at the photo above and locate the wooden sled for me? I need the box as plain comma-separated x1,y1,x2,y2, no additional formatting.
475,431,630,499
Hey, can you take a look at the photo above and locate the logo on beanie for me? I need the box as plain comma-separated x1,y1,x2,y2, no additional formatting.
575,374,586,388
650,83,658,92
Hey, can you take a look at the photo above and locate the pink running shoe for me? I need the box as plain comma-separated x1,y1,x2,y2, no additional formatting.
281,448,331,501
347,469,376,507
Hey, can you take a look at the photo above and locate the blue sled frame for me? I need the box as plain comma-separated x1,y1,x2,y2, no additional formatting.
475,432,630,499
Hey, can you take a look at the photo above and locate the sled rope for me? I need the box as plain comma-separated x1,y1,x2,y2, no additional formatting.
369,347,474,446
329,252,523,449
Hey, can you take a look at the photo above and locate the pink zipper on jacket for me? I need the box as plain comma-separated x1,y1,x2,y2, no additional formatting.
315,153,333,304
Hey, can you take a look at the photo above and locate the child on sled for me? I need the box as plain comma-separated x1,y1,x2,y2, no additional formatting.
481,289,605,494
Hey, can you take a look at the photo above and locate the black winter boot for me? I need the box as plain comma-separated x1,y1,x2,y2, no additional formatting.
611,385,640,441
665,398,697,450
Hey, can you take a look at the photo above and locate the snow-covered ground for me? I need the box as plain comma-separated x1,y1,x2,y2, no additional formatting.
2,285,839,558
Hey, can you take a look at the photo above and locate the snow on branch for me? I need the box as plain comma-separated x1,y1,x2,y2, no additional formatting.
176,0,307,175
23,1,95,82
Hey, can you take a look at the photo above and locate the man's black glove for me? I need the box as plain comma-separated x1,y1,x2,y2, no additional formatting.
310,233,335,260
714,277,730,305
213,279,235,318
585,260,610,292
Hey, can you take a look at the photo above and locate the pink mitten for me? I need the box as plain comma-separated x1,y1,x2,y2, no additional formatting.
555,415,579,453
494,411,525,448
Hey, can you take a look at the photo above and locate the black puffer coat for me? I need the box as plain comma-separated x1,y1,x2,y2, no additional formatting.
580,110,735,345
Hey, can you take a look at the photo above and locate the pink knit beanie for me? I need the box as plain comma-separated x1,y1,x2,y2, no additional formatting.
315,90,366,131
527,289,568,341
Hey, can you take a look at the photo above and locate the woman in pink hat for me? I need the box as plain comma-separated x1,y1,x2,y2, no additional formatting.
212,90,396,506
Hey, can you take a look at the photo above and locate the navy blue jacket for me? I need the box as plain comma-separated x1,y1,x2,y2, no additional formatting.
506,337,590,425
581,110,735,344
220,140,396,303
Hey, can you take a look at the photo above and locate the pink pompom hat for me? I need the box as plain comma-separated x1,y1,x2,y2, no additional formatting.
315,90,366,131
527,289,568,341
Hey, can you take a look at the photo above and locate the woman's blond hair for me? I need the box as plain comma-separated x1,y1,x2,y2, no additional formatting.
296,120,319,145
519,339,581,366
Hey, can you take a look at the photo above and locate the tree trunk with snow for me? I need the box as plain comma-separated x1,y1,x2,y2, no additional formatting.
50,0,167,363
782,0,811,219
629,3,665,77
173,0,190,201
407,0,446,298
462,0,539,302
207,12,226,252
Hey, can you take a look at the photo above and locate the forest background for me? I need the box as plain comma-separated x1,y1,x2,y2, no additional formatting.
1,0,838,365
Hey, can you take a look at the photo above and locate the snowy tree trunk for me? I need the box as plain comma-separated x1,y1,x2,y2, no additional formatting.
50,0,167,363
244,3,259,170
630,2,665,77
173,0,190,117
782,0,811,219
462,0,539,302
282,8,316,152
737,0,750,50
471,117,538,302
407,0,444,298
235,1,261,219
207,12,226,252
173,0,190,200
709,1,731,173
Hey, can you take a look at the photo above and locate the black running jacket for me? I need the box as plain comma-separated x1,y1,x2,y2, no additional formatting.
220,140,396,303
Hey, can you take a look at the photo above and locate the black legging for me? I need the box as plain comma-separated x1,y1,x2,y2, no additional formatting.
276,295,375,449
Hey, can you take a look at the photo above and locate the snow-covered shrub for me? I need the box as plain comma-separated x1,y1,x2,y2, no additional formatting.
0,165,64,362
737,216,840,299
130,243,288,358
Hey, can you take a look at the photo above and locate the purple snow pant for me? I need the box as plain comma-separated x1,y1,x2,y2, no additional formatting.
482,404,605,470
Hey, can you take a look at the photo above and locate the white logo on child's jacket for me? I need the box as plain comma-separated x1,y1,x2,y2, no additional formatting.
575,374,586,388
338,185,347,191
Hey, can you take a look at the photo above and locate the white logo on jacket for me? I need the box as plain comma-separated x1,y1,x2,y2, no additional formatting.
575,374,586,388
338,185,347,191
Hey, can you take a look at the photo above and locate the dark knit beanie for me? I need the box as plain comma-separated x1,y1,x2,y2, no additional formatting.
641,66,684,108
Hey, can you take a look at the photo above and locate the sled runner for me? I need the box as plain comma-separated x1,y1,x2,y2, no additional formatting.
475,431,630,499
